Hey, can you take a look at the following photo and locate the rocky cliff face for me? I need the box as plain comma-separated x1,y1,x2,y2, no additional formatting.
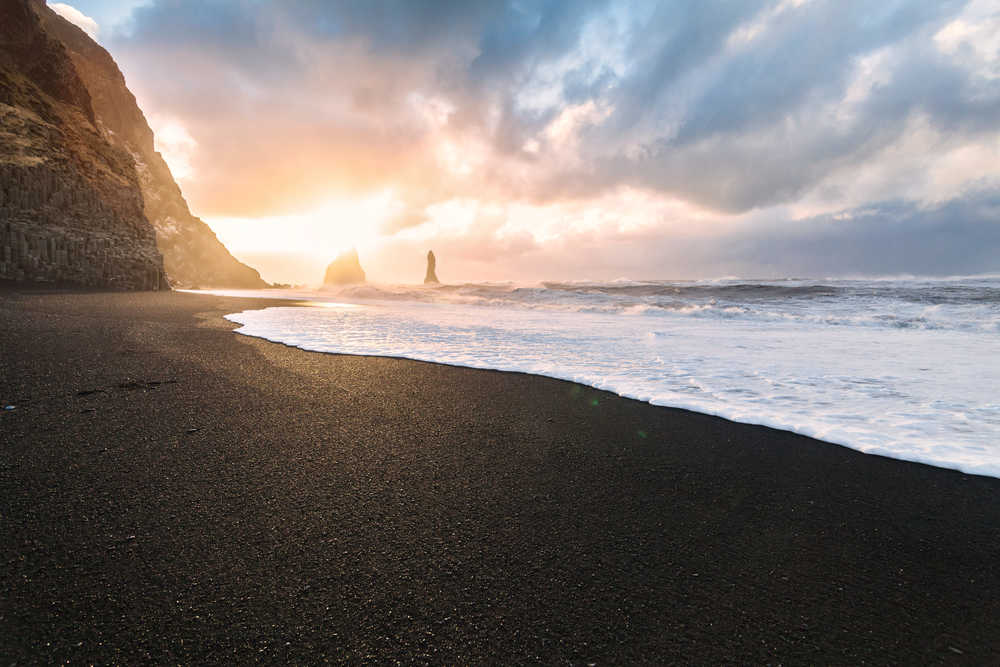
323,248,365,285
0,0,166,289
37,4,266,288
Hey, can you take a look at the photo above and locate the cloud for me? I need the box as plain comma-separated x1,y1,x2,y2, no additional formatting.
48,2,99,40
718,189,1000,278
402,189,1000,282
101,0,1000,280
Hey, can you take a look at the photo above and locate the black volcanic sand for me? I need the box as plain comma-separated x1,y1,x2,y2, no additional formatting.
2,290,999,664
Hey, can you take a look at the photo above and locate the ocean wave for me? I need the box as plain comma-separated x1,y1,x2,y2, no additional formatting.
222,279,1000,479
304,279,1000,333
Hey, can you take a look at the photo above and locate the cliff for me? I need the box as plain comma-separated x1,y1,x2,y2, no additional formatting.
37,4,265,288
323,248,365,285
0,0,166,289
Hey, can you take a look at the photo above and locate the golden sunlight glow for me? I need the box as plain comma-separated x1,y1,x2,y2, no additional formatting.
202,186,730,285
207,190,400,259
308,302,362,308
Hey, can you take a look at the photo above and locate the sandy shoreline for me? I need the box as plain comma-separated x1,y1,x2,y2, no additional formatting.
2,289,999,662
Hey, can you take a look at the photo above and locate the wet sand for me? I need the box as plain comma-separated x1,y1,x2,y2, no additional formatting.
1,289,999,663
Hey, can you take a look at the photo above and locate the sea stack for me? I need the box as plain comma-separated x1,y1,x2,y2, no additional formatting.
324,248,365,285
424,250,439,284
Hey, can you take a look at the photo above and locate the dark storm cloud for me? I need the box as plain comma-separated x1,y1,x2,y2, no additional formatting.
457,190,1000,280
602,0,774,133
721,190,1000,277
559,0,1000,212
667,0,967,144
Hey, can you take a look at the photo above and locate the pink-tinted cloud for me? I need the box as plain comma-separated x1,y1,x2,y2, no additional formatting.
96,0,1000,281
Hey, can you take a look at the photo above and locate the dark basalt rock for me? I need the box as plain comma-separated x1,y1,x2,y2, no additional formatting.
0,0,166,289
36,5,266,288
323,248,365,285
424,250,439,284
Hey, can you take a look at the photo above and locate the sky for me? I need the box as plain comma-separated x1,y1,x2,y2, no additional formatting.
49,0,1000,285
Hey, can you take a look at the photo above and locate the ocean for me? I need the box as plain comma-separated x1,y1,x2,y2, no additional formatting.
199,276,1000,477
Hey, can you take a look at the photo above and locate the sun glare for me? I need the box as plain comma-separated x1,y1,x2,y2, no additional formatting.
206,190,399,260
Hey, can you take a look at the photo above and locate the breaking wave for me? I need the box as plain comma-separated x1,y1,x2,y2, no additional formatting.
199,275,1000,477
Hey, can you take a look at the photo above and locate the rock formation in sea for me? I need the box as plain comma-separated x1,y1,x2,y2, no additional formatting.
424,250,439,284
0,0,166,289
32,3,266,288
323,248,365,285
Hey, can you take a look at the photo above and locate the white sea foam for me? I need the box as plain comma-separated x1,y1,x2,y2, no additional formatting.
198,277,1000,478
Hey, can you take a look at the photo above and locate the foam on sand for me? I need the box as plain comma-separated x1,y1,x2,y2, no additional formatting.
205,276,1000,478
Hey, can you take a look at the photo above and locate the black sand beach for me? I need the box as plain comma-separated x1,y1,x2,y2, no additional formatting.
2,289,999,663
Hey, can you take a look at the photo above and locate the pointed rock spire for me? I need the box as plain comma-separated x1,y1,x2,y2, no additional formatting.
424,250,439,284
